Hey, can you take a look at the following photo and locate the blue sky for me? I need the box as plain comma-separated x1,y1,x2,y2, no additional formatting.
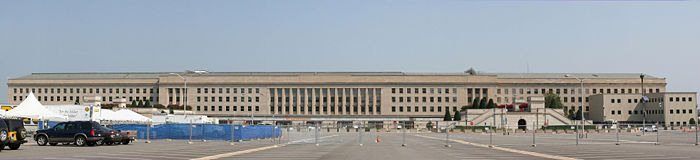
1,0,699,105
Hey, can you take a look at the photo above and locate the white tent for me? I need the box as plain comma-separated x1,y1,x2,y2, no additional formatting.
5,92,68,121
115,109,151,122
100,109,151,122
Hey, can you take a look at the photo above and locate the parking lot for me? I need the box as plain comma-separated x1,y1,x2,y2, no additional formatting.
3,130,700,160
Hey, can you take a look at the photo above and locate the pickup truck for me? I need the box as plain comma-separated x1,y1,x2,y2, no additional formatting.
34,121,105,146
104,125,137,145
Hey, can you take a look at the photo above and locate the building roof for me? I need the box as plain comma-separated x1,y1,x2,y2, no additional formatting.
485,73,657,79
10,72,659,80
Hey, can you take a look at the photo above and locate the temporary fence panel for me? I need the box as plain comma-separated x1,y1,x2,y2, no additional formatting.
111,124,281,141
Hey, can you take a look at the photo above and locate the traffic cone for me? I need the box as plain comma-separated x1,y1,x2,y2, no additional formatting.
376,136,380,143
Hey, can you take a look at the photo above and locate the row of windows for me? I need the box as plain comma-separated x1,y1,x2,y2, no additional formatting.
391,96,458,103
194,88,260,94
564,106,590,112
197,106,259,112
269,88,381,104
391,88,459,94
196,96,259,103
610,96,694,104
610,109,693,115
497,88,662,95
391,106,458,113
669,97,693,102
270,106,381,113
15,95,154,103
13,87,155,94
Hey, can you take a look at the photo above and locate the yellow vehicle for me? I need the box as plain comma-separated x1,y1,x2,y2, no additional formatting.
0,118,27,151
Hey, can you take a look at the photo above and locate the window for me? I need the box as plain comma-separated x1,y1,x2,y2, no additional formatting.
392,88,396,93
392,106,396,112
617,110,621,114
670,110,673,114
612,110,615,115
629,110,632,114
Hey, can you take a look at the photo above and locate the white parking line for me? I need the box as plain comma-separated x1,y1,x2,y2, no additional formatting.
415,135,578,160
191,135,338,160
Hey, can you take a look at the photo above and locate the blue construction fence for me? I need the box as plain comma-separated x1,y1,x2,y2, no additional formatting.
44,122,282,141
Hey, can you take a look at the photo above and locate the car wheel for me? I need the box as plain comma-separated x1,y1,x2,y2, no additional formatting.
36,135,48,146
0,144,4,151
122,140,130,145
0,129,8,143
9,143,20,150
49,143,58,146
74,136,86,146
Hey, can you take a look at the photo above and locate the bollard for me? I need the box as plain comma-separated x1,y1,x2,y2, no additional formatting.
145,123,151,143
655,126,660,145
188,120,194,144
489,126,493,148
532,122,536,147
615,123,620,145
402,123,407,147
445,127,451,148
315,123,319,146
575,125,579,145
231,122,235,146
359,123,363,146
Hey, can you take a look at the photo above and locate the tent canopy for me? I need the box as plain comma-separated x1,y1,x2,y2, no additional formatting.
101,109,151,122
5,92,67,121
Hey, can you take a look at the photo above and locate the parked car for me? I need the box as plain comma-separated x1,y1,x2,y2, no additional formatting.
104,125,136,145
1,118,28,151
96,126,121,145
33,121,105,146
644,126,658,132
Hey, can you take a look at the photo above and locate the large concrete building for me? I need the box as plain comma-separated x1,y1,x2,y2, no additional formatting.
589,92,697,126
7,72,669,121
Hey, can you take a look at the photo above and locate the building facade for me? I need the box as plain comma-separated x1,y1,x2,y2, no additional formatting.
589,92,697,126
7,72,668,119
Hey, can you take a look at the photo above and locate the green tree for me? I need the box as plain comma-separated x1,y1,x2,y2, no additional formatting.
426,121,433,129
487,99,495,109
144,100,151,108
453,110,462,121
74,99,80,105
130,100,137,108
568,108,575,120
545,92,564,109
137,100,143,108
479,98,488,109
460,105,469,111
444,110,452,121
574,109,582,120
472,97,481,109
169,107,174,114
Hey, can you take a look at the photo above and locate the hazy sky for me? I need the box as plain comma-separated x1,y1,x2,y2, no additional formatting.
1,0,699,105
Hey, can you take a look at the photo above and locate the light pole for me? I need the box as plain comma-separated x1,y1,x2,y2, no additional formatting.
641,74,646,135
565,74,598,138
170,70,208,117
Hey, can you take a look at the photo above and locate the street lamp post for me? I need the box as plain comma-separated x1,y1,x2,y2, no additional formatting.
641,74,646,136
171,70,208,117
565,74,598,139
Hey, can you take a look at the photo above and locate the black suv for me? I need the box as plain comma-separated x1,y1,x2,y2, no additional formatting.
34,121,105,146
0,118,27,151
